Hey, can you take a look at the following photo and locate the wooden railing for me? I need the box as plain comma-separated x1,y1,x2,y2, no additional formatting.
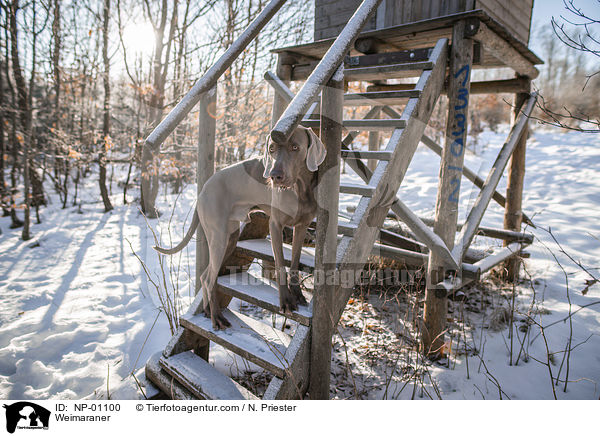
270,0,383,143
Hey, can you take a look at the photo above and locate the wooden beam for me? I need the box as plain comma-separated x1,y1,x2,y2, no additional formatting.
424,21,473,358
418,216,534,243
504,80,532,280
310,66,343,400
270,0,382,143
469,21,539,79
453,93,537,261
368,77,532,94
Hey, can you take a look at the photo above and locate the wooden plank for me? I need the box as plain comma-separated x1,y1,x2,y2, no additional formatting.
160,352,258,400
343,89,421,106
452,93,537,261
271,0,382,143
368,77,531,94
181,309,292,379
235,239,316,270
344,61,433,81
339,183,376,196
341,150,393,160
216,272,313,326
301,118,406,130
418,216,534,243
345,47,432,67
469,20,538,78
310,66,344,400
263,324,311,399
145,352,195,400
334,38,448,323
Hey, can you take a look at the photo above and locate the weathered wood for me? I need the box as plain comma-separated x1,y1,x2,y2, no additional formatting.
271,0,382,143
344,89,421,106
160,351,258,400
144,0,286,150
367,77,531,94
503,83,531,280
334,38,448,324
469,20,539,78
418,216,534,243
344,61,433,81
310,65,343,400
339,182,376,196
368,111,380,172
452,93,537,261
341,150,392,160
264,325,311,400
216,272,313,326
274,10,541,67
145,352,195,400
270,56,293,128
181,309,292,379
301,118,405,131
475,241,525,274
346,47,432,67
424,21,473,357
235,239,316,270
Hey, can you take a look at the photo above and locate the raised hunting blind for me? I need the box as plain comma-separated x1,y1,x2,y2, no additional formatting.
144,0,542,400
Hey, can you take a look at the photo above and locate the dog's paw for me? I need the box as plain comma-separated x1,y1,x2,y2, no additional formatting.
279,285,298,313
212,312,231,330
289,282,308,306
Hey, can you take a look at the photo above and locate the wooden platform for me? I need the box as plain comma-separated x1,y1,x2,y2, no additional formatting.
272,10,542,80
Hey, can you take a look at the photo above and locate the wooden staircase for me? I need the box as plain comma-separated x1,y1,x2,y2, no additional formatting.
144,0,537,400
146,34,452,400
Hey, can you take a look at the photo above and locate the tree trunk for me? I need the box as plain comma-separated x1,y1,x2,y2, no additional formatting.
99,0,113,212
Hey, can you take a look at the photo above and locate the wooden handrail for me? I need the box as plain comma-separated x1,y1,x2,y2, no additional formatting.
270,0,382,144
144,0,287,150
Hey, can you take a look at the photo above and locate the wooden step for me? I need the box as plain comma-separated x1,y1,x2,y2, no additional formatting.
145,351,195,400
216,272,312,326
339,183,375,196
301,119,406,131
235,239,315,269
341,150,393,160
345,60,433,81
180,308,292,378
343,89,421,106
159,351,258,400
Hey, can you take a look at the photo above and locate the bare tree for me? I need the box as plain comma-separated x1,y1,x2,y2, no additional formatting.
99,0,113,212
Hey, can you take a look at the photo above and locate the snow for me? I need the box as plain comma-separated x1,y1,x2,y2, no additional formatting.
1,126,599,400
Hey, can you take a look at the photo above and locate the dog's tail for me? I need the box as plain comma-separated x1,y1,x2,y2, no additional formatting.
153,208,200,255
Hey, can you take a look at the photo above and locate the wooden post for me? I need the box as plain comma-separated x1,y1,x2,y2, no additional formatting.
195,85,217,360
503,78,531,281
368,123,380,172
423,21,473,357
309,66,343,400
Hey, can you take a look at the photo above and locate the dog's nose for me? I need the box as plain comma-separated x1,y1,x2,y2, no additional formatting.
270,169,284,182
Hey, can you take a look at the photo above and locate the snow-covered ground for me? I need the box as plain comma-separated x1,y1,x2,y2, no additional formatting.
0,126,599,400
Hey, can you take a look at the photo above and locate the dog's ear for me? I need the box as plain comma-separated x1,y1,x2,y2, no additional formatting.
262,135,273,179
305,128,326,172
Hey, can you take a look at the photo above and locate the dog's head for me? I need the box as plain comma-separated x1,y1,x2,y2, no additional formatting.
263,126,326,189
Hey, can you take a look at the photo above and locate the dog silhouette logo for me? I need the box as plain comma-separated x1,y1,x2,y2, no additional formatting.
2,402,50,433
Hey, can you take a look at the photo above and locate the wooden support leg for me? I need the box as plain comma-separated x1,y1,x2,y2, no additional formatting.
368,113,380,172
423,21,473,358
195,85,217,360
309,66,343,400
503,80,531,281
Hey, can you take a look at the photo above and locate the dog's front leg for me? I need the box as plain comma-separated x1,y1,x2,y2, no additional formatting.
270,219,297,312
289,223,309,306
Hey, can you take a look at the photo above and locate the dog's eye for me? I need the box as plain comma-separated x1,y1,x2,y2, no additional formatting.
292,144,299,151
269,144,275,153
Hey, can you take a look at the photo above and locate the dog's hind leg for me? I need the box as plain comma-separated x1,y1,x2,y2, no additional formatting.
200,220,239,330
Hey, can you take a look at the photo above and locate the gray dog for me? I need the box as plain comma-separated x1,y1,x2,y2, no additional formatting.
155,126,326,329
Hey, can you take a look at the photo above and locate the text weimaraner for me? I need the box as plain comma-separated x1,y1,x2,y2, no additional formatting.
155,126,326,329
